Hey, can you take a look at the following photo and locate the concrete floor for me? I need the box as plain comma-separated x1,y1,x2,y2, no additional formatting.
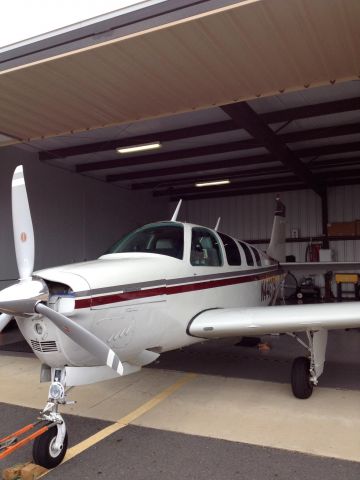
0,324,360,478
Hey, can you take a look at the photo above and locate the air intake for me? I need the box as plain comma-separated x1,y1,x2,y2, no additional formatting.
30,340,58,353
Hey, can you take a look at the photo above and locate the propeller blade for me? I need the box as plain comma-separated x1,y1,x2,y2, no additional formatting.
8,167,123,375
0,314,12,332
0,279,48,316
35,303,124,375
12,165,34,280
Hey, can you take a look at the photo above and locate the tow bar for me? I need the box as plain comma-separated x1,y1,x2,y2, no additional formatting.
0,420,54,460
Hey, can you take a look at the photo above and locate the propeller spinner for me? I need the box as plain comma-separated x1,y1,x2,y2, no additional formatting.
0,165,123,375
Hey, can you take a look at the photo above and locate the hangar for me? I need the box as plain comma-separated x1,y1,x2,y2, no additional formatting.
0,0,360,478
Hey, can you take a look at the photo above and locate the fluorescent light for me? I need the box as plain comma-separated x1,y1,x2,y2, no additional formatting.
195,180,230,188
117,142,161,154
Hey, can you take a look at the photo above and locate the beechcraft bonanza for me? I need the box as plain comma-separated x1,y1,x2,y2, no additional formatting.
1,165,360,468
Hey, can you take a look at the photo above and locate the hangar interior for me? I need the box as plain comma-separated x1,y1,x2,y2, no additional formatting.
0,0,360,477
1,0,359,284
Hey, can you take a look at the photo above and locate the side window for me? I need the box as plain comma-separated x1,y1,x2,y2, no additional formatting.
238,241,254,266
250,246,262,266
218,232,241,266
191,228,222,266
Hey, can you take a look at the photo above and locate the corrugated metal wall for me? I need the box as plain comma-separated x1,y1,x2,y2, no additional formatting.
328,185,360,262
175,189,321,263
171,185,360,263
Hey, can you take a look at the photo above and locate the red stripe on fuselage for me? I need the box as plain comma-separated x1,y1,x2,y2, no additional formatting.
75,269,282,309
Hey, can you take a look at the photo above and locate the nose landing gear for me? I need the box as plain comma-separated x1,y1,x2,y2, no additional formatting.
0,374,73,468
32,424,68,469
33,371,74,468
33,391,68,468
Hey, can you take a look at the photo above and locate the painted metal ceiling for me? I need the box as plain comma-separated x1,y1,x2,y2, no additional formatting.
0,0,359,143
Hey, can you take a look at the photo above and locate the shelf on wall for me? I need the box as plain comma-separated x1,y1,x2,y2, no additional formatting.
246,235,360,245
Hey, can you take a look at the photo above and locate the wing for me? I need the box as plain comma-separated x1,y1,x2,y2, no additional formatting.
187,302,360,338
280,262,360,274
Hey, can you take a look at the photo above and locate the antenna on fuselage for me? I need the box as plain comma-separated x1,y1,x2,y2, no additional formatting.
214,217,221,231
171,199,182,221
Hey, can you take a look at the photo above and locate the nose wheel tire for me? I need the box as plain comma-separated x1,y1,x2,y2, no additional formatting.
291,356,314,399
32,425,68,469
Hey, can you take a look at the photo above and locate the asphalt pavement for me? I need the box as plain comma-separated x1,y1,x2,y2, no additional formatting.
1,403,360,480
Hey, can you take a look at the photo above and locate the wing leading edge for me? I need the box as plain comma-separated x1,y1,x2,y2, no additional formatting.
187,302,360,338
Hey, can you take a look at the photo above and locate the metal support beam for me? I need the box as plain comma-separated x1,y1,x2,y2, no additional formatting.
221,102,322,196
40,97,360,161
77,139,259,173
41,119,360,162
154,176,303,197
170,184,305,201
321,189,329,249
106,154,360,184
296,141,360,159
39,120,238,160
312,157,360,170
130,158,360,190
131,166,289,190
261,97,360,124
168,177,360,202
106,154,276,182
86,140,360,175
281,122,360,144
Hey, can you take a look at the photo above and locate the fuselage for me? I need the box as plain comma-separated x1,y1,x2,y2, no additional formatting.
16,221,284,368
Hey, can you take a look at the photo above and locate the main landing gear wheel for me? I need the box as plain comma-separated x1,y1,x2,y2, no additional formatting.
291,356,313,399
32,425,68,468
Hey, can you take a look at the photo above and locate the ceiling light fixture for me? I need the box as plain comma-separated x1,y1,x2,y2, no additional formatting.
116,142,161,154
195,179,230,187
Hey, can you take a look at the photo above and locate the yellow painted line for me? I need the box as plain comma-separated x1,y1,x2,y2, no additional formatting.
63,423,126,461
39,372,197,474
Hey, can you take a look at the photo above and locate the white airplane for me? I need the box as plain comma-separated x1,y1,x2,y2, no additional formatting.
1,165,360,468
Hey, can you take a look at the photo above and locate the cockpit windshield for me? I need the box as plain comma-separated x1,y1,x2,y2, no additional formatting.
106,223,184,260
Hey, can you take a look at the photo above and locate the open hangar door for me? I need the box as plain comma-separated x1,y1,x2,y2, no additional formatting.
0,0,359,304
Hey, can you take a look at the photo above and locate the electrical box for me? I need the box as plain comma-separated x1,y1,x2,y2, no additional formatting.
319,249,333,262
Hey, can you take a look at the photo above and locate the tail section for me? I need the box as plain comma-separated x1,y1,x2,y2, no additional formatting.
267,196,286,262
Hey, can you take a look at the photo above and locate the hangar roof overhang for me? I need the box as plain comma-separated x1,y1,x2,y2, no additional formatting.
1,0,360,203
0,0,359,143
